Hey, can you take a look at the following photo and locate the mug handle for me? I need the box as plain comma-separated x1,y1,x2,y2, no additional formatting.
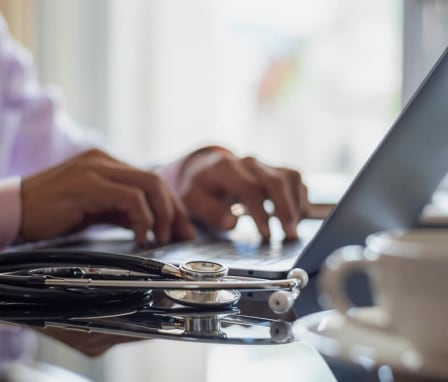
319,245,392,332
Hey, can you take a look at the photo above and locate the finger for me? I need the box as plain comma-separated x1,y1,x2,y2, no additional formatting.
146,180,174,245
211,159,271,237
271,167,311,221
170,194,196,241
242,158,298,239
83,172,154,246
299,183,311,217
284,169,302,220
91,165,176,245
183,186,238,230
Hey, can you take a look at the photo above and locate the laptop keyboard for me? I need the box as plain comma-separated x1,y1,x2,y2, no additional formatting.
139,239,304,267
136,218,321,271
12,218,322,274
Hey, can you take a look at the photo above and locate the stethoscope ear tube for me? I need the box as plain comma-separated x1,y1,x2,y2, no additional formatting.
0,249,168,275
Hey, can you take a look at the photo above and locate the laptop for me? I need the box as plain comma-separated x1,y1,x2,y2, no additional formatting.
55,46,448,282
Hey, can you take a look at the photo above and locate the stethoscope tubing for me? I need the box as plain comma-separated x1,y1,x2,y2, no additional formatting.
0,249,171,275
0,249,301,291
42,276,299,291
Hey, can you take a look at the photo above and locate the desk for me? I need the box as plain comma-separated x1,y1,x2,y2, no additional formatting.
0,269,428,382
103,339,337,382
33,323,437,382
297,308,448,382
2,343,337,382
25,283,445,382
30,301,438,382
16,173,448,381
30,322,338,382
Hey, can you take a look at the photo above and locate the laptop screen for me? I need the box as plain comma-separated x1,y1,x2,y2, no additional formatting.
299,46,448,274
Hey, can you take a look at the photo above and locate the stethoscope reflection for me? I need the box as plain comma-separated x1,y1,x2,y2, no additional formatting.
38,305,296,345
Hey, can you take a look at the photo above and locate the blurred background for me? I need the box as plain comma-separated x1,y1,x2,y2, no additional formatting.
1,0,448,381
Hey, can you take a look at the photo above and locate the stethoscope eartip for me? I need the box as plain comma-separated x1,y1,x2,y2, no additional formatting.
268,290,299,314
287,268,309,288
270,321,294,343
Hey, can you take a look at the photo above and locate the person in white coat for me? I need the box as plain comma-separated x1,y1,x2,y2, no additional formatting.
0,14,309,359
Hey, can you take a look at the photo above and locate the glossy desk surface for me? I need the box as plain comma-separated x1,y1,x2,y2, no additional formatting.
3,294,443,382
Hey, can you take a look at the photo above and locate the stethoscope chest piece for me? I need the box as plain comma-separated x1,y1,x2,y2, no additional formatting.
165,288,241,307
164,261,241,307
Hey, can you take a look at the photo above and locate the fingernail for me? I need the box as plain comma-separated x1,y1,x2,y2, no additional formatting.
286,222,298,239
260,223,270,238
184,223,196,240
221,214,237,230
137,235,149,248
158,231,171,245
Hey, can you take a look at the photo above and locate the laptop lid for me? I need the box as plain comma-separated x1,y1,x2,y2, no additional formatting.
299,46,448,275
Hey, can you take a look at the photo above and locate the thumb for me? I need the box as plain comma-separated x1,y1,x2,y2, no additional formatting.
183,187,237,230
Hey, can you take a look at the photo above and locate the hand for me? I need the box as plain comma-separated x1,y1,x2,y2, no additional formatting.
176,147,310,240
20,149,195,245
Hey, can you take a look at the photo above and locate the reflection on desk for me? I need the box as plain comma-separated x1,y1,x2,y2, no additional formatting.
296,308,448,382
207,341,336,382
27,301,338,382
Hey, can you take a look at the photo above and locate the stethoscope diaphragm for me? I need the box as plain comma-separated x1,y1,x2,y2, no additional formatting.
164,261,241,307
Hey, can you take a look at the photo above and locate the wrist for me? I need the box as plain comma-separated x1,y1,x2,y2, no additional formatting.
177,145,234,189
157,146,234,196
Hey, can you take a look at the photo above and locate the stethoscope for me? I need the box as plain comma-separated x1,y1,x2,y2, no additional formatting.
0,249,308,315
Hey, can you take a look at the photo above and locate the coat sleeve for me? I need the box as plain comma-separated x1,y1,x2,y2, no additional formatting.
0,15,96,248
0,15,95,179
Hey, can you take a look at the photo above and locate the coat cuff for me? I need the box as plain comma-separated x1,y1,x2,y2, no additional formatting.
155,145,233,196
0,176,21,249
155,158,185,196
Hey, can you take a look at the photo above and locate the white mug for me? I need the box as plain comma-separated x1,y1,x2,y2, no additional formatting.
319,229,448,357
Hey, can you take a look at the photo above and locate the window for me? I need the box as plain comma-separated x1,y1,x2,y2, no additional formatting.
33,0,402,179
403,0,448,104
